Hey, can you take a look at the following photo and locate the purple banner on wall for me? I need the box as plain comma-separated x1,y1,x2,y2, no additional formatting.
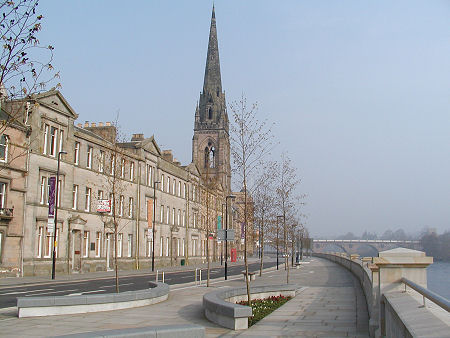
48,177,56,217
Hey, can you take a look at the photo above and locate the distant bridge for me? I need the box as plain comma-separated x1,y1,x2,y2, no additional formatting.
313,239,422,255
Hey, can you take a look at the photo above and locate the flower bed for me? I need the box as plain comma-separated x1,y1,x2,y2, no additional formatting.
238,295,292,326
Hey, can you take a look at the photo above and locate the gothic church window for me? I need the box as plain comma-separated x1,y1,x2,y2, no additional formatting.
208,107,212,120
204,147,209,168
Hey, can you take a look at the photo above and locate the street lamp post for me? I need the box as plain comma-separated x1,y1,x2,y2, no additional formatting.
152,181,160,272
52,150,67,280
276,215,283,271
224,195,235,280
221,203,225,266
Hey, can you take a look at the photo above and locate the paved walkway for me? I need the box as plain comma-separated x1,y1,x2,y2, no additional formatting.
0,258,369,337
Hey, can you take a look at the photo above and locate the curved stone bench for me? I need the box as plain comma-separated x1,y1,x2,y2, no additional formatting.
203,284,298,330
17,282,169,318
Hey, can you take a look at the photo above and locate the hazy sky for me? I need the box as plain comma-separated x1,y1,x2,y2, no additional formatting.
37,1,450,238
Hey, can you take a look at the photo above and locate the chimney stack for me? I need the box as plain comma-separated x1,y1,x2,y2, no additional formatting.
131,133,145,141
162,150,173,162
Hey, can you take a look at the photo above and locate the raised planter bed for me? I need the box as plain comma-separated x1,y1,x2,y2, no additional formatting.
17,281,169,318
238,294,292,326
203,284,298,330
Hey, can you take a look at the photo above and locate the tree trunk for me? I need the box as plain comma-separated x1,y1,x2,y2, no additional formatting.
259,215,264,277
207,237,210,287
206,190,210,287
114,222,119,293
284,214,289,284
291,232,295,267
300,236,303,261
244,180,252,307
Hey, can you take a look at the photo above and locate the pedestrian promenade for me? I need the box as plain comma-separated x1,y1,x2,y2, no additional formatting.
0,258,369,337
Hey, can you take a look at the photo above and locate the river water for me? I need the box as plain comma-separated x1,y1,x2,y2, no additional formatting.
427,261,450,300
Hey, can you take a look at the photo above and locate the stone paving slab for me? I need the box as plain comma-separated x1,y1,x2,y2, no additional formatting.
0,258,370,337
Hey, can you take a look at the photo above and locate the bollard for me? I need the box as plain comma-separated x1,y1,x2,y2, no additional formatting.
156,270,158,282
195,268,198,285
199,269,202,285
162,271,165,283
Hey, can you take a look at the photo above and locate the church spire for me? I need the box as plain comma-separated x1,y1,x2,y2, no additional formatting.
203,5,222,95
192,5,231,193
195,5,227,128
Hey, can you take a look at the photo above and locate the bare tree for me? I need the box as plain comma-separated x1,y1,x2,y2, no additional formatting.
291,220,307,264
199,165,221,287
0,1,59,174
230,94,273,306
1,0,60,131
253,161,277,276
275,153,301,284
94,120,132,293
298,225,309,260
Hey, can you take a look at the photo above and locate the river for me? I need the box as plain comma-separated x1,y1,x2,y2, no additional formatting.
427,261,450,300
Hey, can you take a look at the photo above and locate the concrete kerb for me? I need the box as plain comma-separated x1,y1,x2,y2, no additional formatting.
53,324,205,338
17,281,169,318
203,283,298,330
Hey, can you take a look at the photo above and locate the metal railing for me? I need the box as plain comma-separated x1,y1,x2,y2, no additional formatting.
401,277,450,312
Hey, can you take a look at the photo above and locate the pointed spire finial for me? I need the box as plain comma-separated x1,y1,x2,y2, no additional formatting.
202,3,221,94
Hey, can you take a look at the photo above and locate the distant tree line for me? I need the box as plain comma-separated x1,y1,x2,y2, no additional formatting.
420,232,450,261
335,228,412,241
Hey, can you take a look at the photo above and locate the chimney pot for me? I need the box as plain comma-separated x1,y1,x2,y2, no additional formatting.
91,122,96,127
106,122,111,126
77,123,82,128
98,122,104,127
84,121,89,127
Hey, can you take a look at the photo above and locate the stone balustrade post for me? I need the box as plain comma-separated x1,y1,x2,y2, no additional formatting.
372,248,432,337
373,248,432,293
369,263,380,337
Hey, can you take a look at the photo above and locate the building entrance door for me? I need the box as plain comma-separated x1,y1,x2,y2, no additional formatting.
72,230,81,271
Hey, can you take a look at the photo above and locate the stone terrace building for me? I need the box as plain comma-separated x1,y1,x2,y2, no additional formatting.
10,89,212,275
15,90,209,275
0,106,30,276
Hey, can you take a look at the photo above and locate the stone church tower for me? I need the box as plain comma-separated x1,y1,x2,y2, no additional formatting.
192,6,231,193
